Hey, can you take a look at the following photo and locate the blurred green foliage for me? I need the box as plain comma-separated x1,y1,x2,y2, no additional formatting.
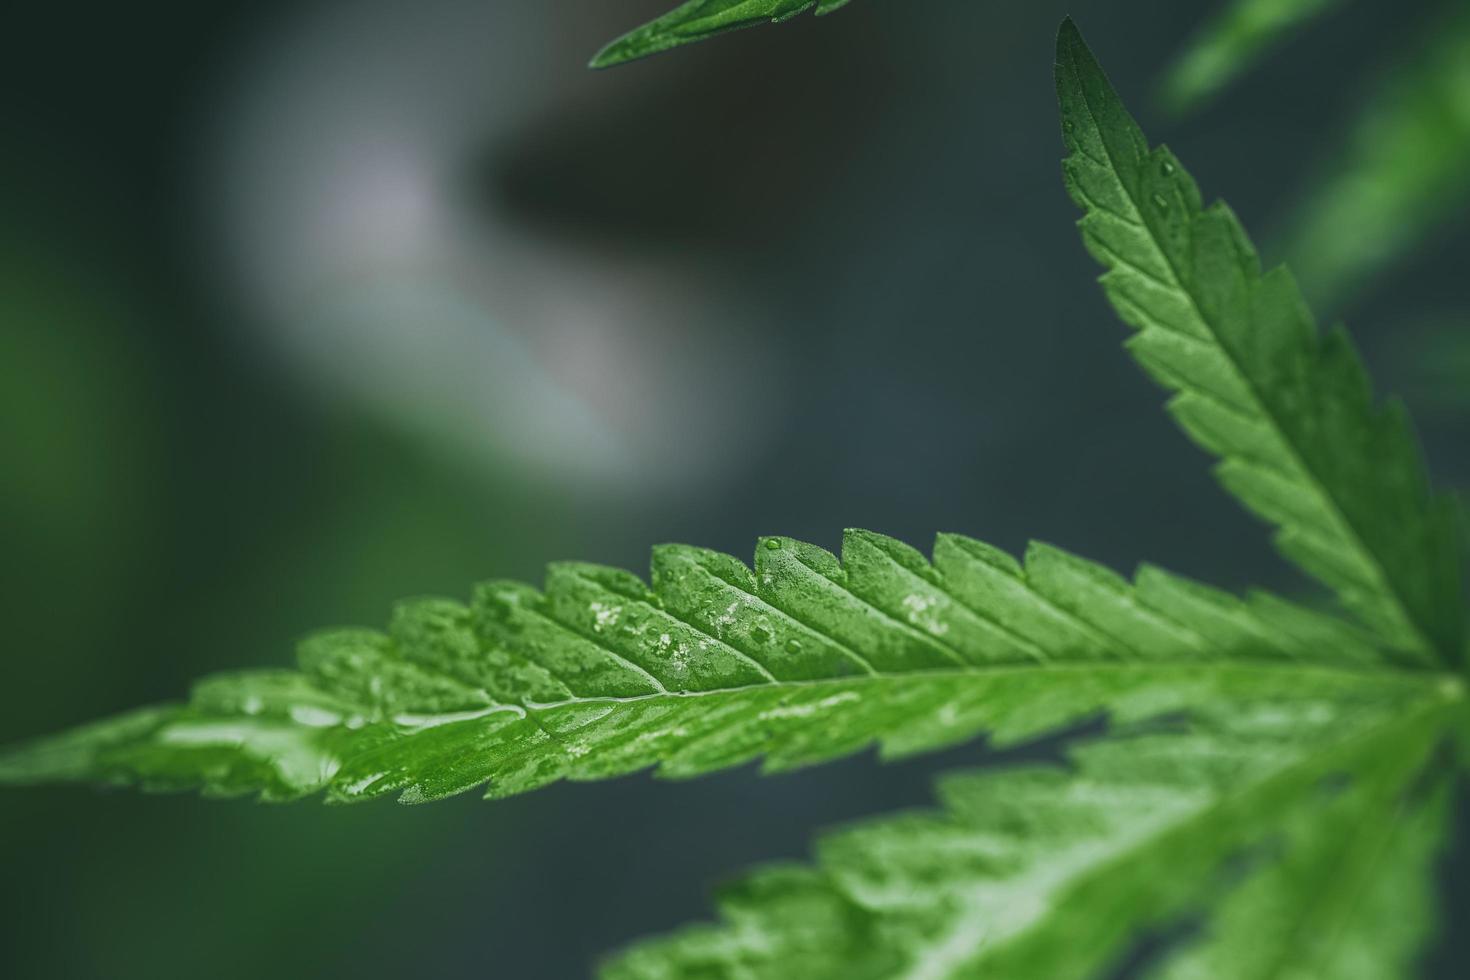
1160,0,1348,113
1282,4,1470,307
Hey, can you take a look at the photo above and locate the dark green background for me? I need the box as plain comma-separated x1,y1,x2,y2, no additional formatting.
1,0,1466,976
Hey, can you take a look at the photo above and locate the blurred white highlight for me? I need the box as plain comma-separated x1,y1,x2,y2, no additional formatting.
202,0,778,491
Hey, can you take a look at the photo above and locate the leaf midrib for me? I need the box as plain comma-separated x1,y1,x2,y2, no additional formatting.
516,659,1450,714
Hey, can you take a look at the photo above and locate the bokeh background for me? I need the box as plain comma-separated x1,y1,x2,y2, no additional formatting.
2,0,1467,976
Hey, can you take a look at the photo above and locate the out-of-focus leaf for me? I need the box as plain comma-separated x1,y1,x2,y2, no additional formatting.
605,693,1457,979
1283,4,1470,305
1160,0,1349,113
1151,744,1453,980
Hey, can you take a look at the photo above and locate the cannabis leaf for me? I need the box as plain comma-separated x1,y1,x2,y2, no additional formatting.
1160,0,1348,113
1059,17,1464,662
596,22,1469,977
2,16,1467,980
0,530,1414,804
605,693,1457,979
591,0,851,69
1148,731,1452,980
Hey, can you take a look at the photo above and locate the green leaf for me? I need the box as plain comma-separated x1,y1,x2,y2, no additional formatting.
1160,0,1349,113
4,19,1469,980
1281,4,1470,306
602,690,1459,979
590,0,852,69
0,529,1430,805
1151,743,1454,980
1057,18,1465,663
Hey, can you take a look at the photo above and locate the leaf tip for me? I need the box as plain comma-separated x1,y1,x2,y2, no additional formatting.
1056,15,1083,57
587,41,628,70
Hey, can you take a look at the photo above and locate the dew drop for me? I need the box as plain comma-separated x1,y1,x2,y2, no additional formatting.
751,625,772,644
785,639,804,654
764,538,782,551
1160,159,1176,177
1151,192,1169,211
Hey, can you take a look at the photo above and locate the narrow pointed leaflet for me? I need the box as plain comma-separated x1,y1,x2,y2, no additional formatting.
0,530,1435,804
1057,18,1464,663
